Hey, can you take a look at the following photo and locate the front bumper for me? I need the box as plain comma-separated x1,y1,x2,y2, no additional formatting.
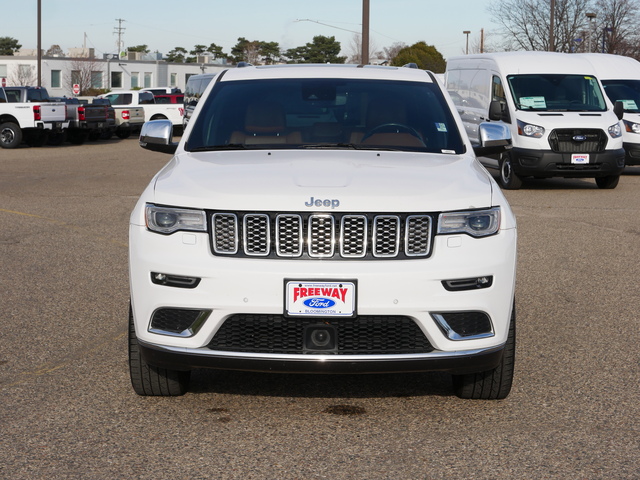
511,147,625,178
623,142,640,166
139,340,506,375
129,225,517,373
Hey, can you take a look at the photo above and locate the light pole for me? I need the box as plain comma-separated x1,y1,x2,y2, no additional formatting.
362,0,370,65
549,0,555,51
586,12,596,53
463,31,471,54
602,27,613,53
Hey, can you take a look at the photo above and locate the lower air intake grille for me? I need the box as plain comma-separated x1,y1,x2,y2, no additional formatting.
207,314,434,354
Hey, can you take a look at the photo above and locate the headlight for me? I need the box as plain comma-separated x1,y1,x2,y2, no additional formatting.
608,122,622,138
145,204,207,234
517,120,544,138
438,207,501,238
623,119,640,134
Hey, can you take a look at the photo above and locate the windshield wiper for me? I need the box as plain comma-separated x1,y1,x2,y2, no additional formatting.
298,143,361,149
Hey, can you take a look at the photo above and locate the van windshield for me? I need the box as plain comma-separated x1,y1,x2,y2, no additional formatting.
186,78,465,154
507,74,607,112
601,79,640,113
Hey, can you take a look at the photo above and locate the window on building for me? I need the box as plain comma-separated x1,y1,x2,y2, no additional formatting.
51,70,61,88
91,71,103,89
144,72,152,88
71,70,81,85
111,71,122,89
0,64,7,78
131,72,139,89
170,73,177,87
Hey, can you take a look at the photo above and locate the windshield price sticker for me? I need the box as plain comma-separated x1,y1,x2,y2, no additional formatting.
286,281,356,317
571,154,589,164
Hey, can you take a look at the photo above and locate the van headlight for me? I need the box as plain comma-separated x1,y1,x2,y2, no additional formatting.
145,204,207,234
608,122,622,138
623,119,640,134
517,120,544,138
438,207,501,238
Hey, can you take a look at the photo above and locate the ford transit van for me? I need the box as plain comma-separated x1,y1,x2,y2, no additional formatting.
579,53,640,167
446,52,625,189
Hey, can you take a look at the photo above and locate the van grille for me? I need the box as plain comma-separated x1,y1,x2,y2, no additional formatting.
210,211,433,260
548,129,607,153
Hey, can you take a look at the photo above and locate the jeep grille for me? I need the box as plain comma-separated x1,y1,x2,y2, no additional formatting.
210,211,434,260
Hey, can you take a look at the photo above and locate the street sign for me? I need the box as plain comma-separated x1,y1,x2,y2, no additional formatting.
1,78,6,87
73,84,80,95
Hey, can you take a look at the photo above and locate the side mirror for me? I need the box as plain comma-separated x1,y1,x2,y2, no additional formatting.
473,122,511,157
139,119,178,154
614,100,624,120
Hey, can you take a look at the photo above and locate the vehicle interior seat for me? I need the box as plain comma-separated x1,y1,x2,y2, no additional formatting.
229,101,302,145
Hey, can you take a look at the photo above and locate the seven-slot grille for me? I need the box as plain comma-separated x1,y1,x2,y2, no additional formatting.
210,211,433,260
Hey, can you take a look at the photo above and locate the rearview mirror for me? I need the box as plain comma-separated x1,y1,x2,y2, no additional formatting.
614,100,624,120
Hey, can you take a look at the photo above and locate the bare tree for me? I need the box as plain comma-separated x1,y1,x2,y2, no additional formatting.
9,64,37,86
489,0,591,52
592,0,640,56
346,34,380,64
65,58,104,95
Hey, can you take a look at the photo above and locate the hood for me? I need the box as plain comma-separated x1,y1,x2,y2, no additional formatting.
150,150,495,213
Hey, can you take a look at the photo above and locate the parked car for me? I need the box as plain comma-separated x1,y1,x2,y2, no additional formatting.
95,92,145,139
140,87,182,96
0,86,68,148
154,94,184,105
446,52,625,189
131,64,517,399
99,90,183,133
579,53,640,167
49,97,110,144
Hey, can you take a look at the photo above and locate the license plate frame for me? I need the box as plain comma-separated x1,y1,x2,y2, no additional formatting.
571,153,589,165
285,280,357,318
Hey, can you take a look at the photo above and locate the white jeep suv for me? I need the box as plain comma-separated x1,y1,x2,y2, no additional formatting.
130,64,517,399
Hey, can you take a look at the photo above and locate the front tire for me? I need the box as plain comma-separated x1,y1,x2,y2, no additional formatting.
129,304,191,396
595,175,620,189
498,153,523,190
452,303,516,400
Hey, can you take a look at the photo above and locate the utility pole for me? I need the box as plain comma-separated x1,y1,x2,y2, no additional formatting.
37,0,42,86
114,18,126,57
463,31,471,54
362,0,370,65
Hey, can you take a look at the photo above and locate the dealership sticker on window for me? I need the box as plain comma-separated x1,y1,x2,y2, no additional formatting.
520,96,547,109
571,154,589,164
286,281,356,317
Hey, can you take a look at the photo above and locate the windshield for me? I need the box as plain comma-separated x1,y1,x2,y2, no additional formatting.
507,74,607,112
601,79,640,113
186,78,465,154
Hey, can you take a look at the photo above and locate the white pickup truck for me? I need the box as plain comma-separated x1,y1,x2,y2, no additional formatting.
99,90,183,133
0,86,69,148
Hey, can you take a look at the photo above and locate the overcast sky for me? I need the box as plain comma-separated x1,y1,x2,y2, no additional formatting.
1,0,496,60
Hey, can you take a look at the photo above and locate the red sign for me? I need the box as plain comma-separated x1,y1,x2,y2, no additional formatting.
73,84,80,95
1,78,6,87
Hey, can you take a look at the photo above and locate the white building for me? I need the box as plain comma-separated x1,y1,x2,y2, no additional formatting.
0,54,227,97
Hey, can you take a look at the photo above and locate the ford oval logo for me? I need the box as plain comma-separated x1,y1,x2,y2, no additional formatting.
303,298,336,309
573,135,587,141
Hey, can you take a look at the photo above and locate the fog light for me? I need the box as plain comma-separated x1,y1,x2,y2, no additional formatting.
442,275,493,291
303,325,337,353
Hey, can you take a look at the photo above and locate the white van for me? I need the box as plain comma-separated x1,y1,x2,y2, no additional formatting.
579,53,640,167
446,52,625,189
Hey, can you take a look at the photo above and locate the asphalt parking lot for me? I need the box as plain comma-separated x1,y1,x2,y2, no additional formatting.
1,139,639,479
